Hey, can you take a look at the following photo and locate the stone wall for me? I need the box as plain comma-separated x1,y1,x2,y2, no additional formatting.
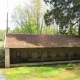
10,48,80,64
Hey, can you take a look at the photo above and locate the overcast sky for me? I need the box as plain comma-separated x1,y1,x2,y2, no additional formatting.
0,0,30,30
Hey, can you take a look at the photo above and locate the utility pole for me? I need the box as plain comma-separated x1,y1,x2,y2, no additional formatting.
6,0,8,34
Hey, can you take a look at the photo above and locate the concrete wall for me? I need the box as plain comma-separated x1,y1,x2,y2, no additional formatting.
5,48,10,68
10,48,80,64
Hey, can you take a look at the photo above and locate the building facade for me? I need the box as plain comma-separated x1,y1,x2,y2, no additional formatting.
4,34,80,67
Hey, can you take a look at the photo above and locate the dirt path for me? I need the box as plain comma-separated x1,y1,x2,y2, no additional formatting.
0,71,6,80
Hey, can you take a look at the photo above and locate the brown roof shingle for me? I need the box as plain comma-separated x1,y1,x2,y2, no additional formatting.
5,34,80,48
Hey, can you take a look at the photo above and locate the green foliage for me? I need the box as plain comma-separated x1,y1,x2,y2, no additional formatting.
11,1,46,34
11,22,59,34
11,27,22,33
0,49,5,63
2,63,80,80
0,39,3,41
0,29,5,41
42,26,55,34
37,67,65,77
11,16,38,34
58,30,70,35
68,63,75,67
0,41,4,45
44,0,80,35
5,66,65,80
71,28,78,35
11,5,39,34
21,16,38,34
58,29,78,35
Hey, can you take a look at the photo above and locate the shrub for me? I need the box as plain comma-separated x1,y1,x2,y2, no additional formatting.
0,39,3,41
68,63,75,67
0,49,5,63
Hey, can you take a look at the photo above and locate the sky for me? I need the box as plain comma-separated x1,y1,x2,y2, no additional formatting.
0,0,30,30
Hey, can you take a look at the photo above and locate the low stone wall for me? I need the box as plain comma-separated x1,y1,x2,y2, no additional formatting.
10,60,80,67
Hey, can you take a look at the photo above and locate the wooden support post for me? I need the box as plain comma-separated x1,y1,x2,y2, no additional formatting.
69,48,71,63
41,53,43,65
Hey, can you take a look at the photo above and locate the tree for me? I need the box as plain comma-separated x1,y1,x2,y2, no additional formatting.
25,0,46,33
0,29,5,41
11,0,47,34
44,0,80,35
11,4,38,34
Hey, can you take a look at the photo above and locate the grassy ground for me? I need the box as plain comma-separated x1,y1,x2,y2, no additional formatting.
5,66,65,80
0,63,80,80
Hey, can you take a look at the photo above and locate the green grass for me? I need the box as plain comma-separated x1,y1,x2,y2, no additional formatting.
2,63,80,80
5,67,65,80
0,41,4,45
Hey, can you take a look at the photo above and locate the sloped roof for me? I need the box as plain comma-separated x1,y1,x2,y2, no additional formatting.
5,34,80,48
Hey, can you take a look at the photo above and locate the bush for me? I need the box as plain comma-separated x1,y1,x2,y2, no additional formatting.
0,39,3,41
0,49,5,63
68,63,75,67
